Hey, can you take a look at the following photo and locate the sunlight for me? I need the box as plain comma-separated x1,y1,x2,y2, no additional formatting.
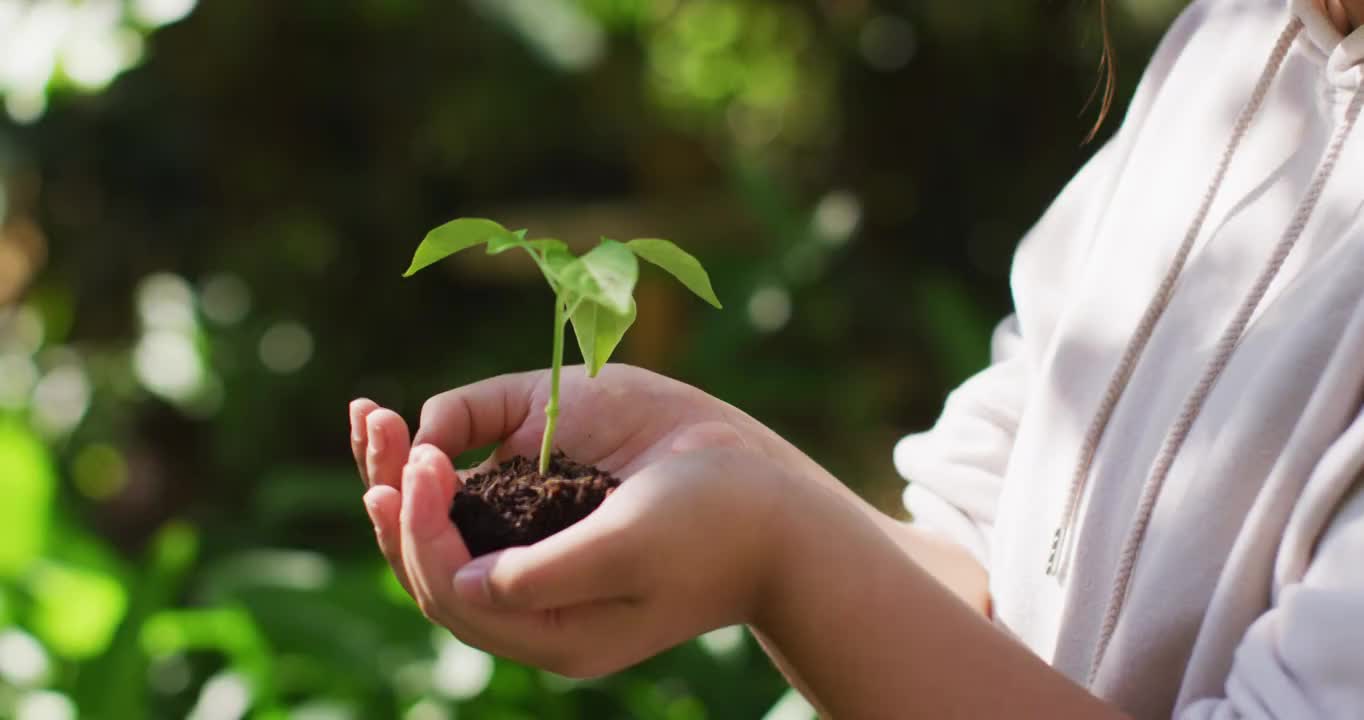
15,690,76,720
63,0,143,91
0,0,198,121
134,329,205,402
30,363,90,436
470,0,605,71
699,625,746,658
762,689,816,720
137,272,196,332
131,0,195,27
186,671,251,720
0,628,50,687
431,634,494,701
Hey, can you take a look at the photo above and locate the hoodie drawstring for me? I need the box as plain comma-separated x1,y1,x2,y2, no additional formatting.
1046,18,1308,580
1068,14,1364,684
1089,79,1364,685
1022,11,1363,682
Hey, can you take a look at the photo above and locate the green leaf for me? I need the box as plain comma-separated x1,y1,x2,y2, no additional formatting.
484,228,530,254
527,237,566,253
0,419,54,578
540,243,573,276
626,238,722,308
403,218,515,277
486,235,566,258
486,235,573,291
570,298,636,377
29,561,128,659
556,239,639,315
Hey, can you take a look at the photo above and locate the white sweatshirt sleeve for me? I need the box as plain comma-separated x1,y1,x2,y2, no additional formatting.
1179,479,1364,720
894,317,1027,568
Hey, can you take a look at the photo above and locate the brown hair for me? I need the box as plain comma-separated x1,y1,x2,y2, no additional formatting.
1086,0,1117,143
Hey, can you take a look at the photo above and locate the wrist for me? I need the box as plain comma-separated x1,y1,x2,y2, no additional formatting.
746,466,860,633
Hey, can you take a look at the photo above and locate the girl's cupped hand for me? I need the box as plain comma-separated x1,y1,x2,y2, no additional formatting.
347,364,805,677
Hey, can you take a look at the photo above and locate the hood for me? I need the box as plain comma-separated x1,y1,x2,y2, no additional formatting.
1293,0,1364,90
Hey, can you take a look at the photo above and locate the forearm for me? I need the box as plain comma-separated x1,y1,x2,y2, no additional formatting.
724,401,991,613
785,463,990,614
750,499,989,710
751,478,1127,719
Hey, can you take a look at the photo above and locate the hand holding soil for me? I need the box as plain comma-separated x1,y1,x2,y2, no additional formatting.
349,365,809,677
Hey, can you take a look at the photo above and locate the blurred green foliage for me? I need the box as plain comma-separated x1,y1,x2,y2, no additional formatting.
0,0,1181,717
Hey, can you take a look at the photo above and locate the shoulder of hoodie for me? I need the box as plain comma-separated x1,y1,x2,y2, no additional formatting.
1154,0,1286,62
1158,0,1288,52
1126,0,1287,124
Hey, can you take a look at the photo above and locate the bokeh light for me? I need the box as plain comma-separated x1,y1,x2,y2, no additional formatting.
699,625,747,659
0,0,192,123
0,628,50,687
185,671,252,720
431,634,495,701
134,330,205,402
72,443,128,501
747,284,791,333
15,690,76,720
137,273,196,333
404,699,451,720
199,274,251,327
130,0,196,27
258,321,314,374
471,0,605,71
30,362,90,436
812,190,862,247
0,352,38,408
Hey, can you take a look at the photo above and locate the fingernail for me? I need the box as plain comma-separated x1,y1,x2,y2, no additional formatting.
453,561,491,603
369,423,386,454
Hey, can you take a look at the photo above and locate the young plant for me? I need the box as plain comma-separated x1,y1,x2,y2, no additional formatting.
404,218,722,475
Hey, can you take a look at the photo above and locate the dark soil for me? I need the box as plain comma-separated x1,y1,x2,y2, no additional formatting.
450,452,622,557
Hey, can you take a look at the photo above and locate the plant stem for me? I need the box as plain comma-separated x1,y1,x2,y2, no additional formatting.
538,298,566,474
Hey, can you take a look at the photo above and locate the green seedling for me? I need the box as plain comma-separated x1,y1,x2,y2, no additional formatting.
404,218,722,474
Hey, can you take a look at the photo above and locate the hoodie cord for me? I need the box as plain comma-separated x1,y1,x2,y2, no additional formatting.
1046,18,1307,579
1088,38,1364,684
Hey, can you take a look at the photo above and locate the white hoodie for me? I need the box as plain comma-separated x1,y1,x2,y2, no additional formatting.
895,1,1364,717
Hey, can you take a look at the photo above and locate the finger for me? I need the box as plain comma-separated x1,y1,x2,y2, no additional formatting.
400,444,472,623
363,485,414,596
366,409,411,490
414,372,541,461
452,500,639,612
349,399,380,485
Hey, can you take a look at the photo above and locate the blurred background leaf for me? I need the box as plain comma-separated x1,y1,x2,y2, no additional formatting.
0,0,1180,717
